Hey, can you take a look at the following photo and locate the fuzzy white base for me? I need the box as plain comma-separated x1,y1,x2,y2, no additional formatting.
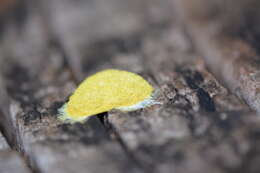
58,91,162,123
58,104,90,123
116,97,162,112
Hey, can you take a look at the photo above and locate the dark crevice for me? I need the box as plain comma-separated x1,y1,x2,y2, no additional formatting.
0,110,12,149
97,113,109,128
57,116,110,145
97,113,155,173
177,68,216,112
196,88,216,112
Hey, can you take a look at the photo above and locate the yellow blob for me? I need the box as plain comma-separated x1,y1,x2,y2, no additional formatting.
59,69,158,122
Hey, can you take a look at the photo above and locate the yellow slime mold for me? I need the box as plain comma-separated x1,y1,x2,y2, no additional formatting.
59,69,159,123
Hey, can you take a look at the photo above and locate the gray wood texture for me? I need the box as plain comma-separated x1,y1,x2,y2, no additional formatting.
0,131,9,150
173,0,260,113
39,0,260,173
0,0,260,173
0,1,141,173
0,150,31,173
0,126,30,173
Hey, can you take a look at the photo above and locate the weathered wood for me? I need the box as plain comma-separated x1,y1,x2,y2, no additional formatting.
0,2,141,173
1,0,260,173
0,150,31,173
107,26,257,173
0,130,31,173
39,0,174,81
39,0,260,172
0,131,9,150
172,0,260,113
0,62,139,173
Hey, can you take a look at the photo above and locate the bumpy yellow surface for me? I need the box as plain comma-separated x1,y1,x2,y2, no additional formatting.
59,69,154,122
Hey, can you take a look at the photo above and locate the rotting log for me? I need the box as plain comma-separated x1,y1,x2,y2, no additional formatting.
0,2,141,173
172,0,260,113
39,0,260,172
1,0,260,173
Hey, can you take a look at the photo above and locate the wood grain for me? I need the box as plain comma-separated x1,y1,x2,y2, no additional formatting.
1,0,260,172
0,129,30,173
172,0,260,113
0,2,141,173
38,0,260,172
